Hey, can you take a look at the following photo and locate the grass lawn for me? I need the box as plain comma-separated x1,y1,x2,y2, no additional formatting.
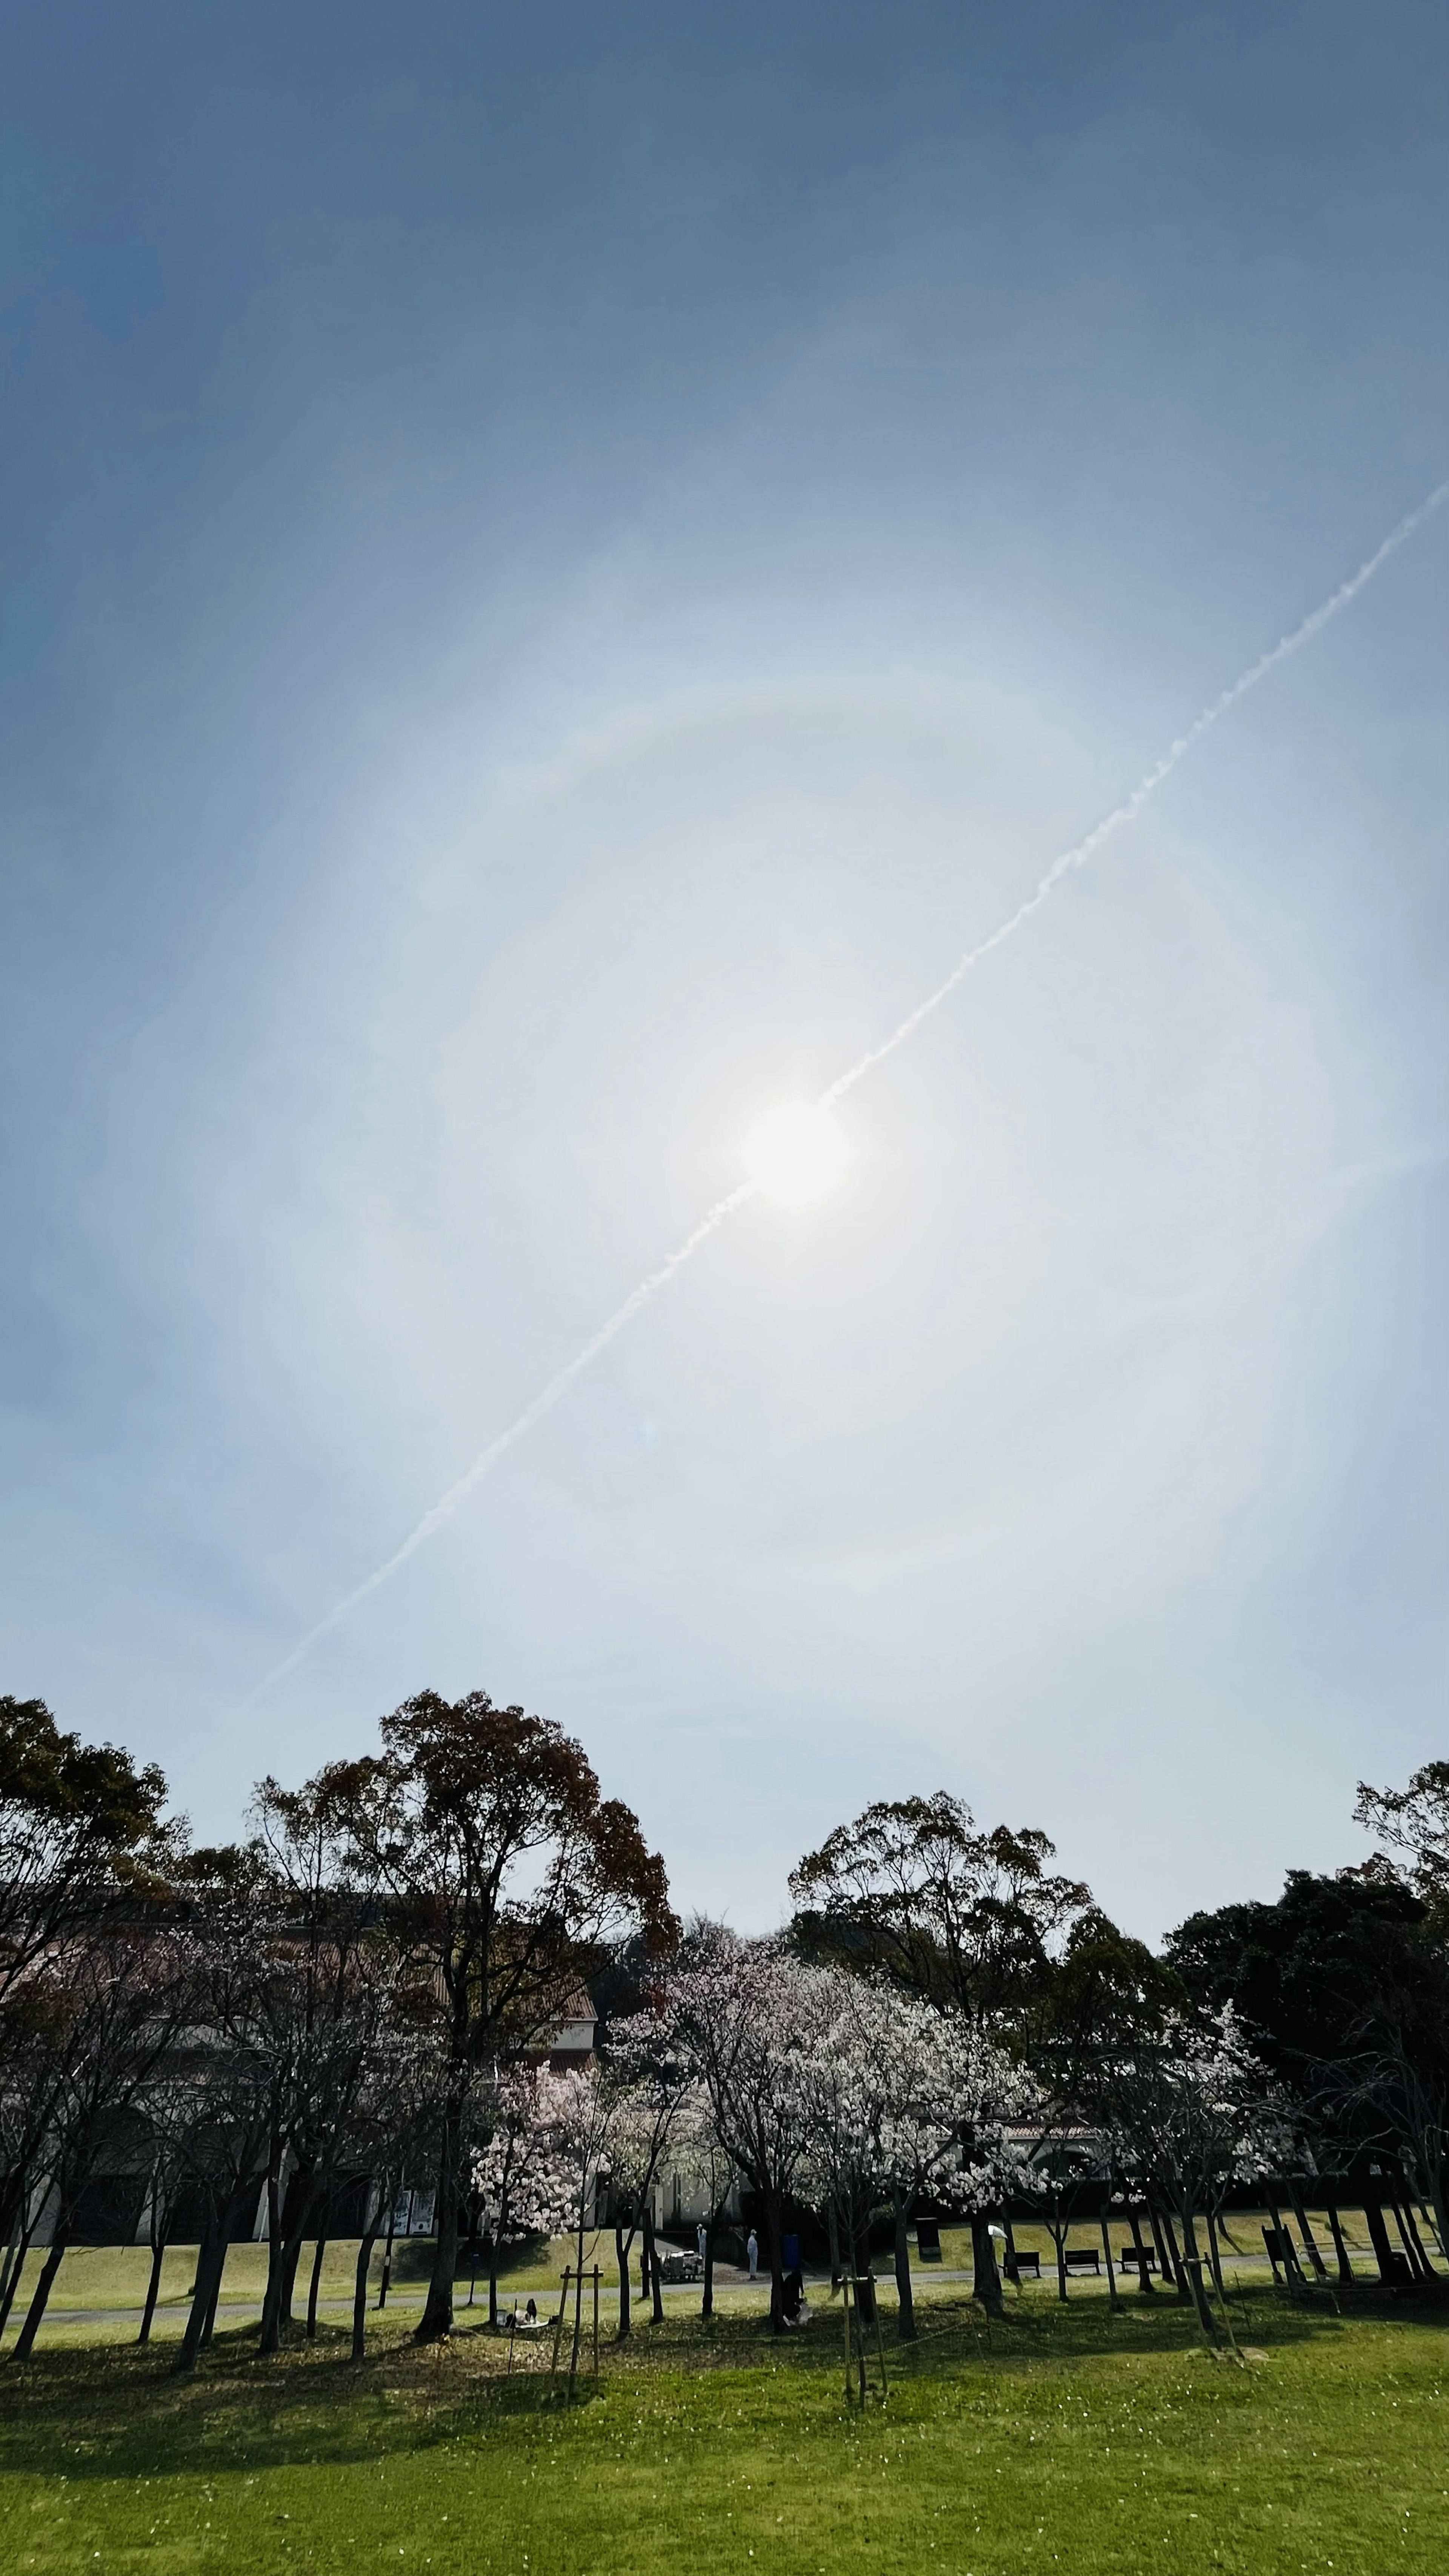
0,2275,1445,2574
0,2204,1395,2331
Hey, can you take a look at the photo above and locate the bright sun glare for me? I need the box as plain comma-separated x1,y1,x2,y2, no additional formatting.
741,1100,850,1209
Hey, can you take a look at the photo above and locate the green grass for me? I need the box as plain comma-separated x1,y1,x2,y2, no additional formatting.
2,2202,1393,2333
1,2275,1445,2574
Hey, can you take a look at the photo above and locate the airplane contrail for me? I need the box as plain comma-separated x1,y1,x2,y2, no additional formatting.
822,477,1449,1103
246,478,1447,1702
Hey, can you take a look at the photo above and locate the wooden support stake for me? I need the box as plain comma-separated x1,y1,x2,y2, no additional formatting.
868,2277,889,2398
550,2268,571,2385
592,2265,600,2376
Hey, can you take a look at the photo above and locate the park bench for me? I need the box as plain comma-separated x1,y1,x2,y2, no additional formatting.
1115,2247,1157,2273
1005,2249,1041,2278
1062,2248,1100,2273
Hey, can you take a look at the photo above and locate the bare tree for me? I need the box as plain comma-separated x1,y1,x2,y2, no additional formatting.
8,1923,192,2360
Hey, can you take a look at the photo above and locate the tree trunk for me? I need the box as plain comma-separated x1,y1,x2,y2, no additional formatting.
1052,2217,1068,2302
1154,2196,1188,2301
0,2205,40,2339
279,2178,317,2328
615,2221,632,2337
701,2211,715,2321
893,2194,917,2341
1264,2189,1302,2296
352,2225,379,2361
377,2182,396,2309
1392,2202,1429,2282
1175,2206,1218,2340
1127,2203,1156,2296
306,2235,327,2339
1403,2202,1436,2279
11,2228,67,2361
1145,2194,1175,2293
417,2107,461,2342
568,2187,588,2387
644,2203,664,2324
1204,2207,1226,2301
970,2213,1004,2317
826,2199,841,2290
765,2190,786,2334
1002,2212,1020,2284
262,2165,320,2353
138,2235,168,2346
175,2212,225,2375
175,2180,252,2375
1099,2208,1121,2312
1325,2201,1354,2286
1430,2174,1449,2286
1363,2196,1397,2285
259,2148,286,2354
1284,2178,1329,2282
201,2246,227,2346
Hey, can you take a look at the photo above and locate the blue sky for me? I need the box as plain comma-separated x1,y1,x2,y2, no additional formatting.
2,1,1445,1933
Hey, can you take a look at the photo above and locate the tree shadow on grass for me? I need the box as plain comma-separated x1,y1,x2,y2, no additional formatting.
594,2276,1448,2380
0,2320,611,2484
1,2278,1441,2486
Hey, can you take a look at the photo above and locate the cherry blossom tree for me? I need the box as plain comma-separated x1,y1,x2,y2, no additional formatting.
472,2065,574,2325
671,1928,836,2331
1081,2007,1293,2336
798,1974,973,2338
594,2009,695,2334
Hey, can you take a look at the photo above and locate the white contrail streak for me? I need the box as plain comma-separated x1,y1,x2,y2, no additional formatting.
821,478,1449,1104
246,480,1447,1700
244,1182,757,1699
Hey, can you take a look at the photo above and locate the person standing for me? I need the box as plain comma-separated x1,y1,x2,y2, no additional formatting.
747,2228,759,2281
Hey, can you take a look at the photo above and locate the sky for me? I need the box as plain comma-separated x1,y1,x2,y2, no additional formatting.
2,0,1445,1940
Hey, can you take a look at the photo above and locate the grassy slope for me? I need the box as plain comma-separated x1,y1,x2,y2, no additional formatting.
0,2285,1444,2575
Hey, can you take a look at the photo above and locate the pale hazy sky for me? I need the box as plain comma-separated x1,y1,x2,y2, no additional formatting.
2,2,1445,1937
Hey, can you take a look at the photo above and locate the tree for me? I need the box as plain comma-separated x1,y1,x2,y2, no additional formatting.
337,1691,676,2341
1166,1863,1447,2275
8,1921,193,2360
1078,2008,1293,2338
797,1974,975,2339
0,1697,169,2014
246,1766,421,2354
595,2009,695,2336
472,2066,573,2326
672,1929,834,2332
167,1848,281,2376
791,1793,1092,2034
0,1698,171,2282
1356,1764,1449,1906
534,2067,615,2388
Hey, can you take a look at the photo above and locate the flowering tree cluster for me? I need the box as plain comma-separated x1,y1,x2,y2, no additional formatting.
0,1690,674,2364
4,1686,1445,2372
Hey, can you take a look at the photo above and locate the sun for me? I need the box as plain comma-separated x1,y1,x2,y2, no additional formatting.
741,1099,850,1209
